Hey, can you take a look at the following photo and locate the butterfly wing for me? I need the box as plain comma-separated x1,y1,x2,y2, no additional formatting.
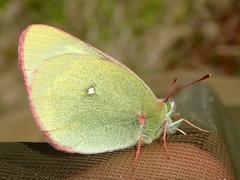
19,25,163,153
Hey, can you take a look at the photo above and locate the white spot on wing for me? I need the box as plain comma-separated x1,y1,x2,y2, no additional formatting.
87,87,95,95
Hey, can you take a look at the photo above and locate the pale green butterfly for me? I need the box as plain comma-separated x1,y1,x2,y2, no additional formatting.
18,24,210,166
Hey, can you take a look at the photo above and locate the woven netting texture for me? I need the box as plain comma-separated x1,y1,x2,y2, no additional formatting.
0,132,235,179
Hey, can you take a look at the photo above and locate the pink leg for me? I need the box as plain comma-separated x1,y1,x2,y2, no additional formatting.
132,113,146,171
132,135,143,171
178,119,213,133
175,128,187,135
163,120,170,159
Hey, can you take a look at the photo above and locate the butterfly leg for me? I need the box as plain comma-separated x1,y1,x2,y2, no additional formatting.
132,135,143,171
168,118,212,134
163,119,177,159
167,119,186,134
163,118,212,160
132,113,146,171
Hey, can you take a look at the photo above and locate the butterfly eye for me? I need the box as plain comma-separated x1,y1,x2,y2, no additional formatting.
166,102,172,113
165,99,175,116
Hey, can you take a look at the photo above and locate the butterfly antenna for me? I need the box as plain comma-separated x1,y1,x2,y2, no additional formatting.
165,74,211,101
164,78,178,101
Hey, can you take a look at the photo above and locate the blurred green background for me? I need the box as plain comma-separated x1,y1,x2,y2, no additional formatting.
0,0,239,141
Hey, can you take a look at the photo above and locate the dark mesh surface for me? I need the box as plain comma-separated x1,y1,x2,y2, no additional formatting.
0,83,238,179
0,132,234,179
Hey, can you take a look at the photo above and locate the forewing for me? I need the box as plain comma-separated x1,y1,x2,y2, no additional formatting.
19,24,115,86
